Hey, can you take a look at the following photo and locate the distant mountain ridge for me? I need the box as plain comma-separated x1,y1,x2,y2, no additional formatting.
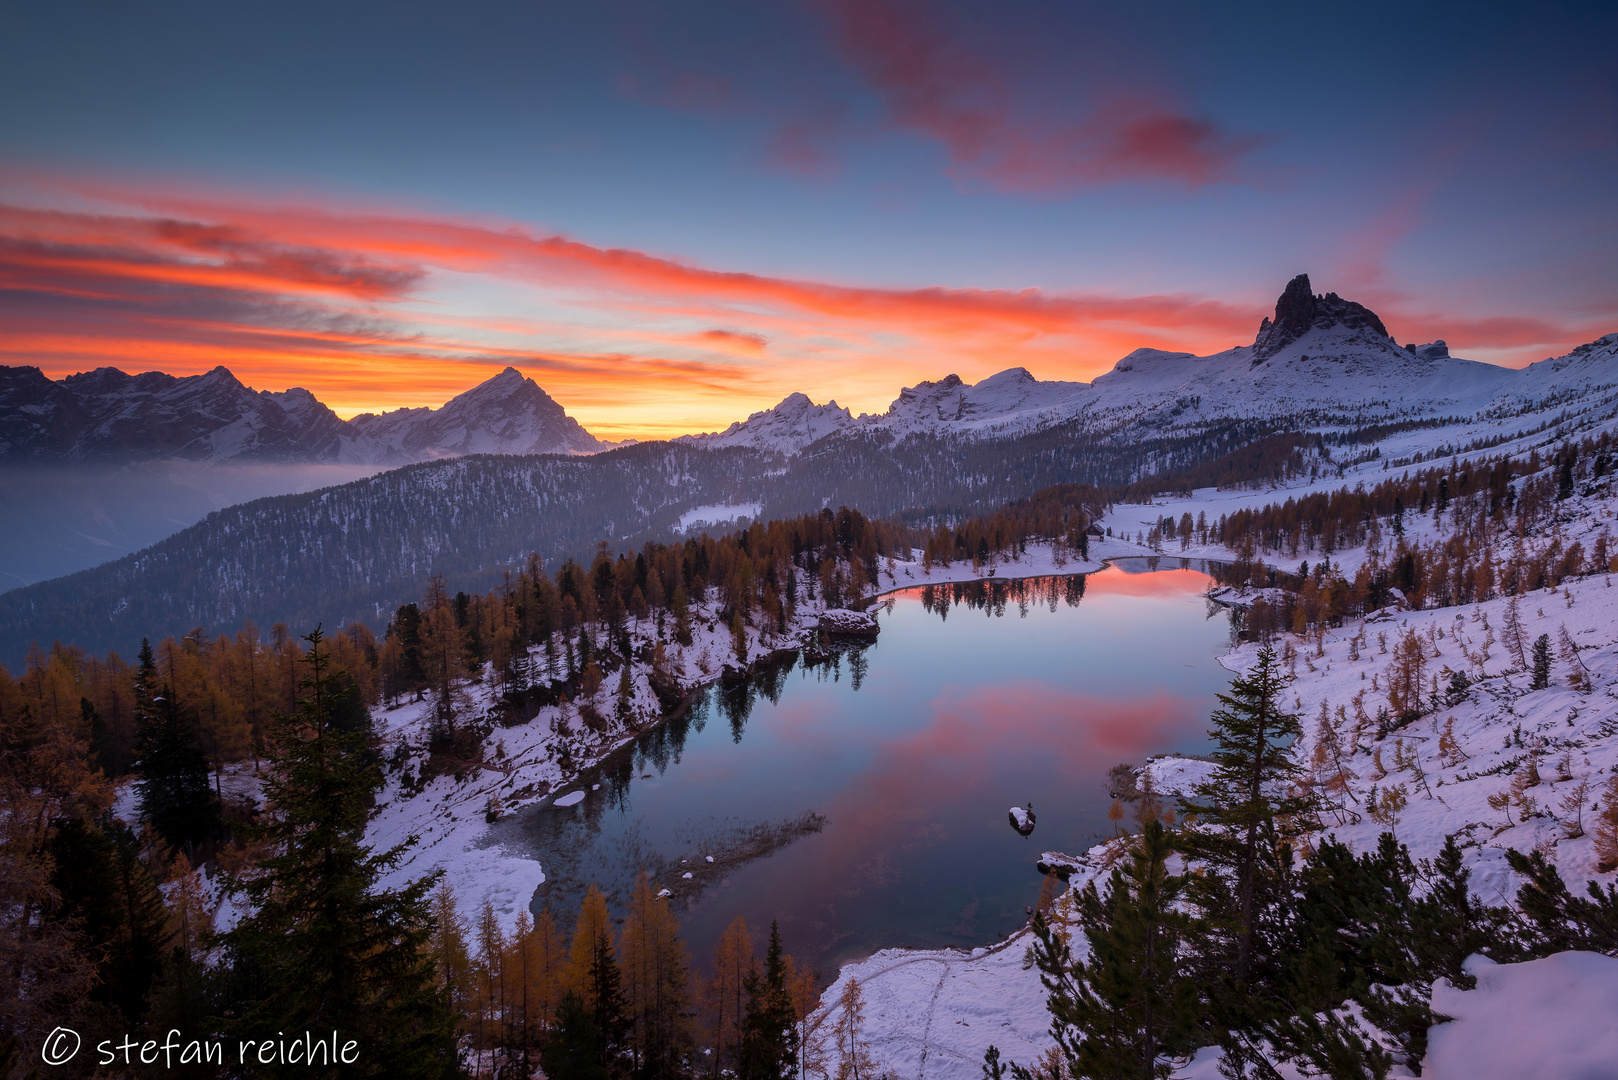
9,275,1615,466
687,274,1618,454
0,364,602,464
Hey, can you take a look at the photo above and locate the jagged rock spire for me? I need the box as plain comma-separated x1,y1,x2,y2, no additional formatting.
1252,273,1392,360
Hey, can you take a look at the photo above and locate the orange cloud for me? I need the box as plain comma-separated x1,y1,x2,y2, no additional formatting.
698,328,768,353
2,171,1597,437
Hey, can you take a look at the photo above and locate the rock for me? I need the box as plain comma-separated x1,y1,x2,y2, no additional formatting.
816,609,880,638
1252,273,1392,361
1009,803,1036,836
1036,851,1085,878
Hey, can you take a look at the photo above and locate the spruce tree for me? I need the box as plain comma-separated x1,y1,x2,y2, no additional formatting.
583,930,630,1076
544,991,610,1080
1182,646,1311,984
1018,819,1202,1080
738,921,799,1080
135,638,220,854
1531,634,1552,689
47,816,172,1023
220,628,457,1078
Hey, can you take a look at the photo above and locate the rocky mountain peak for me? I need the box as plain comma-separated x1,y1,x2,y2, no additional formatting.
1252,273,1392,360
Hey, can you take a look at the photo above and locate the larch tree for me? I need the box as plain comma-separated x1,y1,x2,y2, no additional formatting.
621,871,694,1075
830,976,877,1080
707,914,757,1076
564,883,617,1007
506,908,567,1071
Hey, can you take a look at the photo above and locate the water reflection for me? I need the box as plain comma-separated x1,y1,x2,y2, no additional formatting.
499,561,1232,980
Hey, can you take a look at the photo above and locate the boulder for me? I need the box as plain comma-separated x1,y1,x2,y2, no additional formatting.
816,609,880,638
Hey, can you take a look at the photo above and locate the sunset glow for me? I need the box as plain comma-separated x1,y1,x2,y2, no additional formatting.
2,2,1613,440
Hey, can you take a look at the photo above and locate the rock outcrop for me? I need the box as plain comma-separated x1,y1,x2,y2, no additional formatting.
1252,273,1393,360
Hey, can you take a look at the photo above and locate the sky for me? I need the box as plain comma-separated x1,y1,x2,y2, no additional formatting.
1,0,1615,440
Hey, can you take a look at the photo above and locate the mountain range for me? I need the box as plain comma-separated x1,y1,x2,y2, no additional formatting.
3,274,1615,663
692,275,1618,454
7,274,1616,467
0,363,603,464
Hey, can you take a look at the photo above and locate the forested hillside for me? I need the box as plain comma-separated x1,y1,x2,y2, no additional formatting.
0,416,1300,664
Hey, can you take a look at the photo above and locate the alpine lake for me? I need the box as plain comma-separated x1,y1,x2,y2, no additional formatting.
494,558,1236,981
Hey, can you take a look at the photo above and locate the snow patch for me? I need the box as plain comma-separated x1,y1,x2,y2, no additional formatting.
677,502,762,532
1426,952,1618,1079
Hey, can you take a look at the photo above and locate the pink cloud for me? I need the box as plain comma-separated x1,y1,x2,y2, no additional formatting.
816,0,1266,192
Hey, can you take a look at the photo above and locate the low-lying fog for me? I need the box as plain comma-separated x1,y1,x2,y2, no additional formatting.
0,461,387,589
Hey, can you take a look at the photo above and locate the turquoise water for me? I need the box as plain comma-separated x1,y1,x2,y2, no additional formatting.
507,558,1235,980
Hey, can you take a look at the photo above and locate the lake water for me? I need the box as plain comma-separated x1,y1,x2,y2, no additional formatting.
504,558,1235,981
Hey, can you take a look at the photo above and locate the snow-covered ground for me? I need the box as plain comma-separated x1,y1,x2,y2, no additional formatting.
675,502,763,532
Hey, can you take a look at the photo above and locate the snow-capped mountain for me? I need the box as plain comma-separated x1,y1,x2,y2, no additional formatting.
687,367,1091,454
347,367,602,460
691,274,1617,455
684,392,857,453
0,364,603,464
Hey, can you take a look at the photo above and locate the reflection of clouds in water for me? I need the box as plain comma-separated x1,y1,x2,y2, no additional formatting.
771,682,1206,914
897,566,1213,621
507,565,1227,976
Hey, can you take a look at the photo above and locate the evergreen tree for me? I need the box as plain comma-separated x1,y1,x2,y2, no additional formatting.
83,696,119,778
219,628,457,1078
1182,647,1311,984
1531,633,1552,689
585,930,631,1076
135,637,219,854
1504,847,1618,956
545,990,610,1080
738,921,799,1080
1017,819,1202,1080
47,815,172,1023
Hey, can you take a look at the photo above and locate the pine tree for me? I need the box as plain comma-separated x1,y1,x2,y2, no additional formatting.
219,628,458,1078
586,929,631,1075
1504,847,1618,956
739,921,799,1079
615,657,635,729
1018,819,1201,1080
544,990,610,1080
